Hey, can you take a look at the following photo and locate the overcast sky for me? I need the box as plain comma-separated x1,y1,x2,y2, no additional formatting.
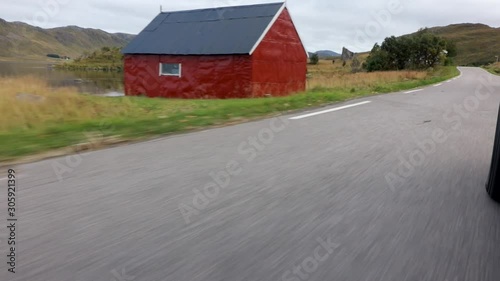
1,0,499,52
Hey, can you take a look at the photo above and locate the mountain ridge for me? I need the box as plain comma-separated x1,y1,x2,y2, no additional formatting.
0,18,135,60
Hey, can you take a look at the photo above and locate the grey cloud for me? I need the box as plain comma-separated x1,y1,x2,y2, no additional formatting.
0,0,498,52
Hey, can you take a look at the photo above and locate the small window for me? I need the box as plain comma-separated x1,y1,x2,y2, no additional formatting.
160,63,181,77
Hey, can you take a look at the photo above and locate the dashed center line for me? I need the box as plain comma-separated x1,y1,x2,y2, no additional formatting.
405,89,423,94
289,101,372,120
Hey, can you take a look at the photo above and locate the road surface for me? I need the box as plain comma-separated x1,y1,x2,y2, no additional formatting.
1,67,500,281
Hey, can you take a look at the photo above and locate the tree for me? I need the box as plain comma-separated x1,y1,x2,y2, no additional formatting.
309,53,319,65
364,31,452,72
410,32,447,68
364,43,389,72
445,41,458,58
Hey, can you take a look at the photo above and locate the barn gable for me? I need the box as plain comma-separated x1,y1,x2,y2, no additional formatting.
251,8,308,96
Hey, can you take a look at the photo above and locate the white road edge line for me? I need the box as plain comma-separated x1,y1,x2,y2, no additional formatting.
289,101,372,120
434,83,443,87
405,89,423,94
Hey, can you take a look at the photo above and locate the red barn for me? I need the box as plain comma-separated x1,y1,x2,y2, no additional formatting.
122,2,307,99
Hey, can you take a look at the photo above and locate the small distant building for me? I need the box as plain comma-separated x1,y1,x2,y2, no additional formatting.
122,2,307,99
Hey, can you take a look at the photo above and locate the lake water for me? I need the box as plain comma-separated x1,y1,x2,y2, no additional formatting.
0,61,125,96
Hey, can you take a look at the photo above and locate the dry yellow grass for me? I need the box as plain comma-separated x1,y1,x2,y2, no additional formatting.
0,76,207,131
306,59,428,90
0,76,135,130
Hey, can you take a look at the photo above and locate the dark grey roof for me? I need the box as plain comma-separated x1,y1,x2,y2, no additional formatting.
122,2,285,55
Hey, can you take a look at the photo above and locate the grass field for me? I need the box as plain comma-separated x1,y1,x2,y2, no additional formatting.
307,58,428,91
0,62,459,161
484,62,500,75
426,23,500,65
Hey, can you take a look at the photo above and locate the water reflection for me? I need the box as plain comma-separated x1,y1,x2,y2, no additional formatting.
0,61,125,96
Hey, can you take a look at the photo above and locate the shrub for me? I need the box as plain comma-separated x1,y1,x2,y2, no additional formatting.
309,53,319,65
365,30,452,72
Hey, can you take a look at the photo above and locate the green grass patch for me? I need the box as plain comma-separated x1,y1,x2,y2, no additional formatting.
483,63,500,76
372,66,459,93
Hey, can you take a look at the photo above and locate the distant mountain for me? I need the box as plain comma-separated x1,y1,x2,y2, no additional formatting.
410,23,500,65
314,50,341,58
0,18,135,60
307,50,340,58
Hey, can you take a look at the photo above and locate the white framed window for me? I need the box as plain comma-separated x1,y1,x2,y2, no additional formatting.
159,63,181,77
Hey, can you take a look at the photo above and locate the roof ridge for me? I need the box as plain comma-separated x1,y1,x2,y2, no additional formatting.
156,15,276,25
159,2,284,15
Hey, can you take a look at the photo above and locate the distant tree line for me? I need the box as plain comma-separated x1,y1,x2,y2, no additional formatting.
74,46,123,64
56,46,124,72
47,54,70,59
364,29,457,72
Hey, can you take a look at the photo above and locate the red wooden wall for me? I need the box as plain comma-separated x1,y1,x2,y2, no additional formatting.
124,55,252,99
250,8,308,97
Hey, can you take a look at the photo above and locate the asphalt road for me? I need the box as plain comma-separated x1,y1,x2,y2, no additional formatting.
1,67,500,281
